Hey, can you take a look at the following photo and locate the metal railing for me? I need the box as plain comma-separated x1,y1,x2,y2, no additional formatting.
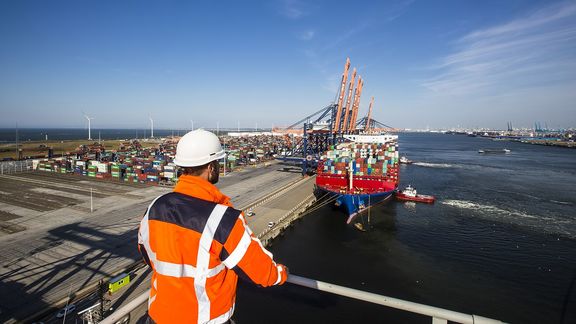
287,275,503,324
100,274,504,324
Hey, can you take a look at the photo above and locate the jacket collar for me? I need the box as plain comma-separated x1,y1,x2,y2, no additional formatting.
174,175,233,207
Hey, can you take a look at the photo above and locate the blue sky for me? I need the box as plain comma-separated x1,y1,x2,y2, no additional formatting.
1,0,575,130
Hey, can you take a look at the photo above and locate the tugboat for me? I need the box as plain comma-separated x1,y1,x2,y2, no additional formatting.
395,185,435,204
399,156,413,164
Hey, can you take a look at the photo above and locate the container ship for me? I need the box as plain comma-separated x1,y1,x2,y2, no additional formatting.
314,133,399,223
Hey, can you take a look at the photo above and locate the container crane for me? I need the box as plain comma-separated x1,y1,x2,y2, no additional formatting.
364,97,374,132
332,58,350,134
341,69,357,133
275,57,396,174
348,77,363,133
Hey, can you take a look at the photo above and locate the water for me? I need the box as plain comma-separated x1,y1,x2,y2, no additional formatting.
0,128,189,143
235,133,576,324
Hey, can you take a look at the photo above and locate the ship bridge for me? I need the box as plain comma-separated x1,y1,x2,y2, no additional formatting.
343,133,398,144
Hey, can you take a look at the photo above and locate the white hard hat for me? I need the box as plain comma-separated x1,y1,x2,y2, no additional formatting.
174,129,226,167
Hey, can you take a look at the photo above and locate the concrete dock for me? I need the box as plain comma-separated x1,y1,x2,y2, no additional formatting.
0,162,311,323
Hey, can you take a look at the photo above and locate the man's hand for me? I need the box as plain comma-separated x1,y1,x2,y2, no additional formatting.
278,264,289,285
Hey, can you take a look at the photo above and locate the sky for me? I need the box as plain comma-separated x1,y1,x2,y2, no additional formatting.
1,0,575,130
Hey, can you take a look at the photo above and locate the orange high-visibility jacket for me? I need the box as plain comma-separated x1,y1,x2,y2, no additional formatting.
138,175,287,324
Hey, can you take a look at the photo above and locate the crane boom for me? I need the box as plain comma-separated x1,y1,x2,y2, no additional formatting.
341,68,357,133
332,58,350,134
348,77,363,133
364,96,374,132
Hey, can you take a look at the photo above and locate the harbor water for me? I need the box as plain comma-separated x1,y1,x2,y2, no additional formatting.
236,133,576,323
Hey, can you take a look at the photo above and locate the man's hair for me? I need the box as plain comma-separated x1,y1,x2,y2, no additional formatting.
180,160,218,176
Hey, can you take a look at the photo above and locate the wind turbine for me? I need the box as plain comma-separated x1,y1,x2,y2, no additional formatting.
149,116,154,138
84,114,93,140
191,120,194,132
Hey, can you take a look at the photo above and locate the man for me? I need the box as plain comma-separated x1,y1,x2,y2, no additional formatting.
138,129,288,324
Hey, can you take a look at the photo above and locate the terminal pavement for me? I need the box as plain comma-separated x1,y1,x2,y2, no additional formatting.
245,176,316,236
0,161,301,323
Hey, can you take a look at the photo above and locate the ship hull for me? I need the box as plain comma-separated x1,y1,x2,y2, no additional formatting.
315,134,399,223
314,185,395,224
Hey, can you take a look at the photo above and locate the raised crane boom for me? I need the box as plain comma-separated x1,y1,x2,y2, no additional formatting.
332,58,351,134
341,68,357,133
364,96,374,132
348,77,363,133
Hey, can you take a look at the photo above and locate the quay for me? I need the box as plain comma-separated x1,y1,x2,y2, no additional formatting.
0,161,314,323
448,130,576,149
518,138,576,148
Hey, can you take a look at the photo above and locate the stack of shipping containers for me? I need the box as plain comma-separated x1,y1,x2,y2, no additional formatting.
32,135,284,185
319,142,399,180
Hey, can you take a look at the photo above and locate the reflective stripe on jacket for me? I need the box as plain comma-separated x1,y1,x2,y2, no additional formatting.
138,175,286,324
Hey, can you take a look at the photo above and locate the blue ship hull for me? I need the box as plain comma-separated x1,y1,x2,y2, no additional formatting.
314,186,395,224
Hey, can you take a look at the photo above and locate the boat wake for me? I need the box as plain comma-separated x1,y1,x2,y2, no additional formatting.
550,200,573,206
442,199,541,220
441,199,575,239
412,162,456,169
